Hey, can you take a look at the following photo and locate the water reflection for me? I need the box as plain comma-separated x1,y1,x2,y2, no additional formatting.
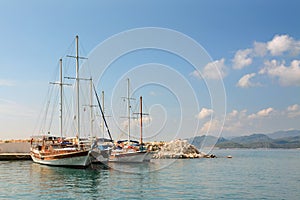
29,163,111,199
28,161,171,199
106,159,176,174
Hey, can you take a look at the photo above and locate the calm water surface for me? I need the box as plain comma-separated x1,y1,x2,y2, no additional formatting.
0,149,299,199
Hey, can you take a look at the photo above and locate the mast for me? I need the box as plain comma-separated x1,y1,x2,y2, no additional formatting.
90,78,93,138
59,59,63,137
127,78,131,144
139,96,143,145
133,96,148,145
75,35,80,139
102,91,105,139
50,59,70,137
66,35,87,141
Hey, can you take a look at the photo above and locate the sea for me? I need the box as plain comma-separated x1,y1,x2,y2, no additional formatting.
0,149,299,200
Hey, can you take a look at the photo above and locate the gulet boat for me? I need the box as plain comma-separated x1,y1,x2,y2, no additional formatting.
30,36,92,168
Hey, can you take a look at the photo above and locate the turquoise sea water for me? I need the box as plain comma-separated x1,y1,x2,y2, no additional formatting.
0,149,299,199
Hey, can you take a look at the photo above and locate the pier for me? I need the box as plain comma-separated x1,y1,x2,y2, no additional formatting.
0,141,31,160
0,153,31,160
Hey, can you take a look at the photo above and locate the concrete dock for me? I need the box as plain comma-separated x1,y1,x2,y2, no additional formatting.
0,153,31,160
0,141,31,160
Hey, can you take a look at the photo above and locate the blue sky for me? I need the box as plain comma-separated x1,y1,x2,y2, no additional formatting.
0,0,300,140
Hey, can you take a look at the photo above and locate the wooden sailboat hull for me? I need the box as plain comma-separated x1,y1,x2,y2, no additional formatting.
30,149,91,168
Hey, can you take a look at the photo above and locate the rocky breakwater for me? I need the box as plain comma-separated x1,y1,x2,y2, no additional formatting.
152,139,208,159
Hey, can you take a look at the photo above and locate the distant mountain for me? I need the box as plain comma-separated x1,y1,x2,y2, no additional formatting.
187,135,227,149
231,134,273,144
272,136,300,148
218,133,300,149
267,130,300,139
214,141,244,148
188,130,300,149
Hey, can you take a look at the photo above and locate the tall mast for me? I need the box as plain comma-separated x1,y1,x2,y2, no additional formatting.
75,35,80,139
90,78,93,138
127,78,131,144
133,96,148,145
50,59,68,137
102,91,105,139
66,35,86,140
59,59,63,137
139,96,143,145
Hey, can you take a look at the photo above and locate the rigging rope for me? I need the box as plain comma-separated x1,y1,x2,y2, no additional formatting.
47,85,60,134
93,84,113,142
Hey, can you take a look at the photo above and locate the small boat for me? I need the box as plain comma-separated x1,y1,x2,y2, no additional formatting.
30,36,92,168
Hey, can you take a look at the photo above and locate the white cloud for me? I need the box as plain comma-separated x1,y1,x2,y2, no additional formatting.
293,41,300,56
257,107,274,117
203,58,227,79
231,34,300,72
199,109,247,136
190,58,227,80
223,109,248,133
228,109,238,118
200,119,222,135
267,35,293,56
253,41,268,57
286,104,300,118
259,59,300,86
236,73,260,88
287,104,299,112
232,49,253,69
248,107,274,119
120,116,152,131
227,109,247,120
221,108,274,134
199,106,300,137
134,115,152,124
196,108,213,119
190,70,201,79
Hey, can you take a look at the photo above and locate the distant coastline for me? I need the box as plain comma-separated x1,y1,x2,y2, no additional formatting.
1,130,300,151
189,130,300,149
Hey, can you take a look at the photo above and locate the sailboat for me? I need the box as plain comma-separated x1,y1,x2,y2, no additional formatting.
90,89,113,163
30,36,92,168
109,79,152,162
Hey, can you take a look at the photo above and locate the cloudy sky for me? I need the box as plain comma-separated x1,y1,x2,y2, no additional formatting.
0,0,299,140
